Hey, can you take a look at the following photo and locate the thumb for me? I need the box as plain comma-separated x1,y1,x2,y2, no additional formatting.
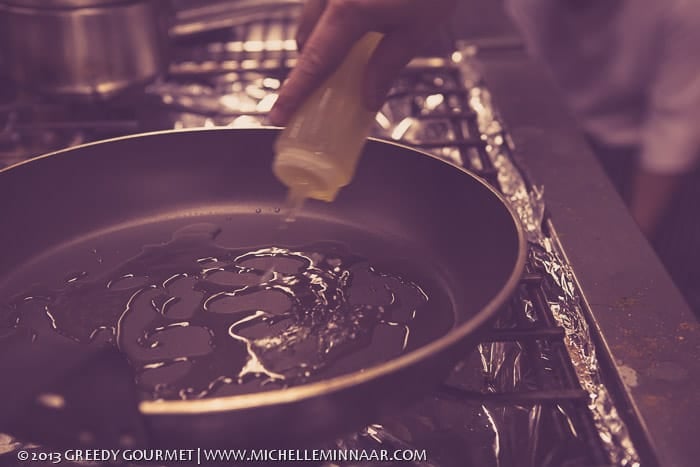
364,31,426,111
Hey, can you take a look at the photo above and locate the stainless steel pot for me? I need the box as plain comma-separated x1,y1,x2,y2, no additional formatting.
0,0,172,98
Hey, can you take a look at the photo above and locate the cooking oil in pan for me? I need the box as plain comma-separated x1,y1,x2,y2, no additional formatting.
1,223,454,401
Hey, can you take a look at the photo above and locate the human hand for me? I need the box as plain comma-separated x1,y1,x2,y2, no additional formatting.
269,0,457,125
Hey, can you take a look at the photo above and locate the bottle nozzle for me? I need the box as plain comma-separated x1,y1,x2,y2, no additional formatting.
272,148,342,202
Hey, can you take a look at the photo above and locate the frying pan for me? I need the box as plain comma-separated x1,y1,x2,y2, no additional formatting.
0,128,525,449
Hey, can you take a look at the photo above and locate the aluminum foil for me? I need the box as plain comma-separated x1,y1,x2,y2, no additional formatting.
454,45,641,467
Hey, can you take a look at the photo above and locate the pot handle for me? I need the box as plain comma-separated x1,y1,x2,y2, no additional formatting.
171,0,303,37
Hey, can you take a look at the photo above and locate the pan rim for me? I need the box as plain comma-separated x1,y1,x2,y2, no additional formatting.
0,126,527,415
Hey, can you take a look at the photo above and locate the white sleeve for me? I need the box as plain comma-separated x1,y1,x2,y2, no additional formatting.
639,7,700,174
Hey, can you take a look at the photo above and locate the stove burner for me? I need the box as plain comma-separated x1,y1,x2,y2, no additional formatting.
0,7,646,467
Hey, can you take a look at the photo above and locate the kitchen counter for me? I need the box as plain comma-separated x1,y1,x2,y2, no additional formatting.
447,6,700,465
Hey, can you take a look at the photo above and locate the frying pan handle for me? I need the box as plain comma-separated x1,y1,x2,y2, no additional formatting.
0,332,151,449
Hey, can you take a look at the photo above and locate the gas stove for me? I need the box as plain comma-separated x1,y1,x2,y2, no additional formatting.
0,5,659,467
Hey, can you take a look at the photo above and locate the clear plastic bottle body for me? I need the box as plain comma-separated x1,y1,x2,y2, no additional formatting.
273,33,382,203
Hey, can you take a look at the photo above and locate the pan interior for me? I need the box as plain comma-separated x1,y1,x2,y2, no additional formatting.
0,208,457,401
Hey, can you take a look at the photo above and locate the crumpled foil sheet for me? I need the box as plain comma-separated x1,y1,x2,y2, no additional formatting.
455,46,640,466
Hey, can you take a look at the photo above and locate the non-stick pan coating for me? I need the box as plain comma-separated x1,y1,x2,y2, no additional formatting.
0,128,525,447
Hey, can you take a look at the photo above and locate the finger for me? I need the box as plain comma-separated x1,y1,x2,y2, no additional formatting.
364,30,429,111
295,0,326,51
269,3,367,125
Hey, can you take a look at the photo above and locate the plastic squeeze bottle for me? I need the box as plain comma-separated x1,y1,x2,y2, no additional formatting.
273,32,383,215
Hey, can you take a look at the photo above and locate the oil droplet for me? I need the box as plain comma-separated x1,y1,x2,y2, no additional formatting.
65,271,88,283
89,248,103,264
255,208,261,214
107,274,150,291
